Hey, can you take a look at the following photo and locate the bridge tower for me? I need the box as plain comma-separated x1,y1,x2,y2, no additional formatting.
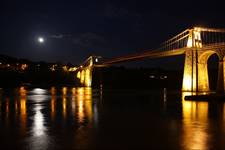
182,28,225,92
76,56,101,87
182,28,204,92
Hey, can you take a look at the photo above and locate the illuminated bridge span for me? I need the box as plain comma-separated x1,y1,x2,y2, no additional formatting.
76,27,225,92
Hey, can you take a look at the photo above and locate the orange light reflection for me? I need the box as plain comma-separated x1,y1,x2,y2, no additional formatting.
76,87,93,124
19,86,27,135
51,87,56,120
181,92,209,150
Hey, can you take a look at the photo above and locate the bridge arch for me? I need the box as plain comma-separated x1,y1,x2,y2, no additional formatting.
84,68,92,87
198,50,219,64
182,49,221,92
81,70,85,84
216,53,225,92
198,50,219,91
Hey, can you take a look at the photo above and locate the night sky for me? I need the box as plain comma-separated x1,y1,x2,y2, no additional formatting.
1,0,225,68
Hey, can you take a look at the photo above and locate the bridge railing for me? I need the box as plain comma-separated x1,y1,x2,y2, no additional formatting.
201,30,225,45
158,29,190,51
82,27,225,66
157,27,225,51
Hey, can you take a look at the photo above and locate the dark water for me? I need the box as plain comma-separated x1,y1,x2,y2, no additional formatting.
0,87,225,150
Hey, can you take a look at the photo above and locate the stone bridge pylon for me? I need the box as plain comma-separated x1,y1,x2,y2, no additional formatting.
182,28,225,92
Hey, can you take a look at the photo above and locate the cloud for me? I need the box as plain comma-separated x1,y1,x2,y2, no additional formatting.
72,32,107,48
50,34,71,39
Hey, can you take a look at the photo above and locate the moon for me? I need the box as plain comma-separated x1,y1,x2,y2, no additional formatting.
38,37,45,43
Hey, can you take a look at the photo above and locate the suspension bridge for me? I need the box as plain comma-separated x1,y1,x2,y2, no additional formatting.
75,27,225,92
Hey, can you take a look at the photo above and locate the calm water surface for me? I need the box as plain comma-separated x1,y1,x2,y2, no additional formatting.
0,87,225,150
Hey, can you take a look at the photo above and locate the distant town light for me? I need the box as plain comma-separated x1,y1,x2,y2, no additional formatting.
68,67,77,72
50,65,56,71
149,75,155,79
95,58,98,62
21,64,28,70
62,66,68,71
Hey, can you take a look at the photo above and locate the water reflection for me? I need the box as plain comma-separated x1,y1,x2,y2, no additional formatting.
61,87,68,119
29,88,50,150
31,88,47,95
71,88,76,114
62,87,67,96
50,87,56,120
0,87,98,149
181,92,209,150
0,89,2,116
2,88,225,149
5,98,9,119
62,96,67,119
46,87,96,126
223,104,225,131
19,87,27,135
76,87,93,124
29,88,48,137
33,105,45,136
